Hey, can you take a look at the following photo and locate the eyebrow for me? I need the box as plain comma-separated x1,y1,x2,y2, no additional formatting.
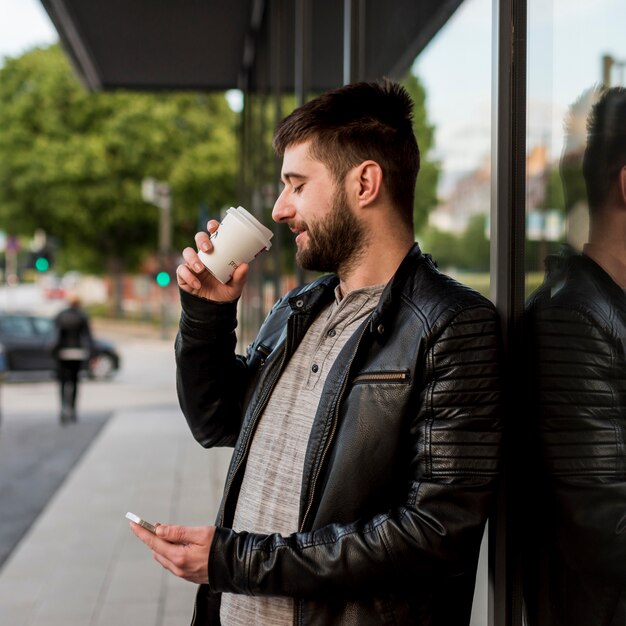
281,172,307,184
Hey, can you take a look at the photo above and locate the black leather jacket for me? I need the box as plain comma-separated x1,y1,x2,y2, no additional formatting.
176,244,503,625
524,252,626,626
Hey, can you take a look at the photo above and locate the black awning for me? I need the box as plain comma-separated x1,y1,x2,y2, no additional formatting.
40,0,463,92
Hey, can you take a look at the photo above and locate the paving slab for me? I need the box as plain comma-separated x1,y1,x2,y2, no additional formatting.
0,411,110,567
0,406,231,626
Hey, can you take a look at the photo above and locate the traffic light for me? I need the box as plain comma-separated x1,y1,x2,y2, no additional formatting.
155,271,171,287
28,248,53,272
34,255,50,272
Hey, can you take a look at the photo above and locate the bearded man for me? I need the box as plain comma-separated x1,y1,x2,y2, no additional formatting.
131,79,503,626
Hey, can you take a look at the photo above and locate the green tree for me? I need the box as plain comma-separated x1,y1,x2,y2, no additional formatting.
460,214,490,272
541,164,566,212
419,225,462,269
401,72,441,233
0,44,238,307
419,214,489,273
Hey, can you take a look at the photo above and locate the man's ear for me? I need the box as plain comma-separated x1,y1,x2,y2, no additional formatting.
351,160,383,208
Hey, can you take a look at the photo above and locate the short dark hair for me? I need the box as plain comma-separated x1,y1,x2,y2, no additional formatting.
583,86,626,210
272,79,420,227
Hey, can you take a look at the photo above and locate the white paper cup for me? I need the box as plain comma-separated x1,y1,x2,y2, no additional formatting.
198,206,273,283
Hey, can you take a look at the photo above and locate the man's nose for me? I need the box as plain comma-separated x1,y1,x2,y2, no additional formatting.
272,190,294,223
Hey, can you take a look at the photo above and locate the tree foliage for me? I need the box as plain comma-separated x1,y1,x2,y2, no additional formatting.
420,214,490,272
401,72,441,233
0,45,441,282
0,44,238,275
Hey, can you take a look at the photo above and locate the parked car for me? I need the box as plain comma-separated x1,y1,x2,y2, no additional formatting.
0,313,120,380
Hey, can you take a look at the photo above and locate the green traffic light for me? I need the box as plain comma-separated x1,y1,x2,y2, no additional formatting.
35,257,50,272
156,271,171,287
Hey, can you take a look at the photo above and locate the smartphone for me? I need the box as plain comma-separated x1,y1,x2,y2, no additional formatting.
126,511,157,534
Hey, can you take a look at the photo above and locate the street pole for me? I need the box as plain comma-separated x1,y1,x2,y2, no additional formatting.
158,188,172,340
142,178,172,339
602,54,626,87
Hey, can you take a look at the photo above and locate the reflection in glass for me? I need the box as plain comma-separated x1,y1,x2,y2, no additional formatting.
523,1,626,621
524,87,626,625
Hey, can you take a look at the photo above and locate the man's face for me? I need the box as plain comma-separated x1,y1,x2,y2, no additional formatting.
272,141,367,275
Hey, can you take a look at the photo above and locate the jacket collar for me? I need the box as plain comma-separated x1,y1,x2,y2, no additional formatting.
287,274,338,315
367,243,428,334
578,253,626,307
287,242,427,336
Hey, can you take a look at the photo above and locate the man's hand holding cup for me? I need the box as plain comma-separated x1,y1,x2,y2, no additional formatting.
177,207,273,303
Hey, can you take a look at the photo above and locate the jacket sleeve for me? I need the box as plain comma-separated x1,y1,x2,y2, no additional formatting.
175,290,250,448
533,304,626,581
81,312,95,356
207,304,503,598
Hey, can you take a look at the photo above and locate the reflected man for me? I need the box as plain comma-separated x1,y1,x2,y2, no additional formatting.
525,86,626,625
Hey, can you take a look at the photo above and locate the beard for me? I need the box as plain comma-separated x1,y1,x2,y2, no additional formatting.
295,187,368,275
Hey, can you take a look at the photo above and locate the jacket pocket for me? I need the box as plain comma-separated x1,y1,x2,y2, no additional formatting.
352,369,410,385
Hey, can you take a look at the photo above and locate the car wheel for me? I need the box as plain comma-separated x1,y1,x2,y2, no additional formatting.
89,353,116,380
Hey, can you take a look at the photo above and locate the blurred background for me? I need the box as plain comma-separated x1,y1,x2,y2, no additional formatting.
0,0,624,624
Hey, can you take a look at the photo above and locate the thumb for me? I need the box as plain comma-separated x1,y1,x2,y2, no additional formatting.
230,263,249,290
156,524,189,543
156,524,212,545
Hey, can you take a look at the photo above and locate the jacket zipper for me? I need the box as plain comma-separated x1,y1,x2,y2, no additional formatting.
255,343,272,365
218,340,290,526
298,323,370,533
352,370,409,384
294,323,370,626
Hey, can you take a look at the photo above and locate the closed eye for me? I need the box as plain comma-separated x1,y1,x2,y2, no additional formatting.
280,172,307,194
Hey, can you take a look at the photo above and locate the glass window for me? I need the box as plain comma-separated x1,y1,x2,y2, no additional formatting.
0,316,34,338
32,316,54,337
523,1,626,624
412,0,493,301
410,0,493,623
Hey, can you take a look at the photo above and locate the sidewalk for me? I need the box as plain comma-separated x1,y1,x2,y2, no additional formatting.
0,316,488,625
0,404,231,626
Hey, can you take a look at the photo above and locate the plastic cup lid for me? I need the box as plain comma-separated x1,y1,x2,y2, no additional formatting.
232,206,274,241
225,207,273,250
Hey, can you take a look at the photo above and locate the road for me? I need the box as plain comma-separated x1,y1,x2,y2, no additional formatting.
0,321,180,568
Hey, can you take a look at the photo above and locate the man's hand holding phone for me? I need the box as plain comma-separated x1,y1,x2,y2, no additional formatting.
127,512,215,584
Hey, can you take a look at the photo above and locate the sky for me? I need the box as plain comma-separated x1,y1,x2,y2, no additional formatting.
0,0,57,62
